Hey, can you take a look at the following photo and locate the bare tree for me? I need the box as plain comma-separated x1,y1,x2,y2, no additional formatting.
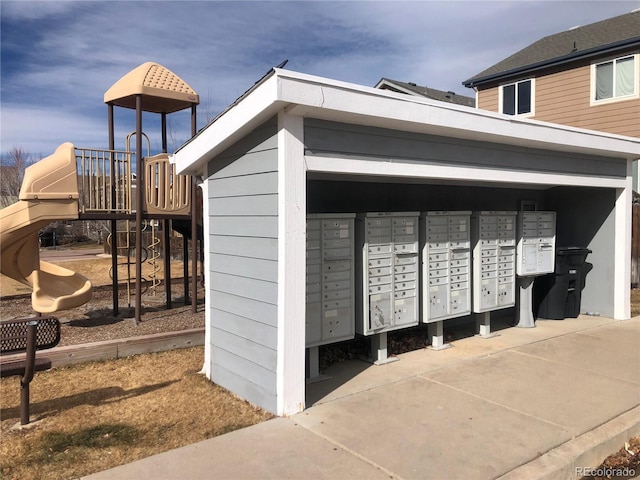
0,147,34,206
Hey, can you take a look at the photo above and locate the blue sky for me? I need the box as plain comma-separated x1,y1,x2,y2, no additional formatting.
1,0,638,159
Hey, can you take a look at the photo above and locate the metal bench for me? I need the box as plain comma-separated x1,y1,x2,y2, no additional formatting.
1,316,60,425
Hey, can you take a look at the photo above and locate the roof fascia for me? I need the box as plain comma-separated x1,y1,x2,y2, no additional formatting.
277,71,640,160
174,69,640,176
464,37,640,88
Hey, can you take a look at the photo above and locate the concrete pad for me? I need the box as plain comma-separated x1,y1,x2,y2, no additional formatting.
515,331,640,384
296,376,570,480
422,350,640,435
82,418,391,480
307,336,514,406
577,317,640,348
498,406,640,480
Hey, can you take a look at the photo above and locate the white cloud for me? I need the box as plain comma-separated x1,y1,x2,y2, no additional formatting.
2,0,636,156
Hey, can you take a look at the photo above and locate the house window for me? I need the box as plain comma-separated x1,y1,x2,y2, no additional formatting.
500,79,533,115
593,55,637,102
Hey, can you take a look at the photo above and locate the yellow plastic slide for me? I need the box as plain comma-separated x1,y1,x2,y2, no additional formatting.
0,143,92,313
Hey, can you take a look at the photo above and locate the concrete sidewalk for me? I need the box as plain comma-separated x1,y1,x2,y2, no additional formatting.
83,316,640,480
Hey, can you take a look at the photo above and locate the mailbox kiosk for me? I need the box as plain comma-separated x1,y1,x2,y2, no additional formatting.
471,211,517,337
306,214,356,378
516,211,556,327
356,212,420,363
421,211,472,349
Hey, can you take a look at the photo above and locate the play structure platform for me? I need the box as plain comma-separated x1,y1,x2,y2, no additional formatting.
0,62,201,323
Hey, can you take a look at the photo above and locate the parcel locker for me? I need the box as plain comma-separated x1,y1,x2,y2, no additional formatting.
306,214,356,348
516,211,556,276
421,211,472,322
472,211,517,312
356,212,420,335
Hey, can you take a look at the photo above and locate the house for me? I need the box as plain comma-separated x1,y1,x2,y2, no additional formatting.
462,9,640,190
375,78,475,107
172,68,638,416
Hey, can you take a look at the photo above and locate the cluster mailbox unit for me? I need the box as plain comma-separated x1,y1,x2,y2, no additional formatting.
306,214,356,377
471,211,518,337
304,209,558,376
516,212,557,276
516,211,557,327
356,212,420,362
421,211,472,349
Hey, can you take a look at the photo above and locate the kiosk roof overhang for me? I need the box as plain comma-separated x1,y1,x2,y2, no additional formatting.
173,69,640,177
104,62,199,114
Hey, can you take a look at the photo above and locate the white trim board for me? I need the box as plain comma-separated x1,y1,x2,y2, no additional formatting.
304,154,629,190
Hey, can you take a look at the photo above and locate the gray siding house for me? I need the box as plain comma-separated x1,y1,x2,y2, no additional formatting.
173,69,639,416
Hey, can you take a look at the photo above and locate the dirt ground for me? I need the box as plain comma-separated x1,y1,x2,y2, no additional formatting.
0,251,204,346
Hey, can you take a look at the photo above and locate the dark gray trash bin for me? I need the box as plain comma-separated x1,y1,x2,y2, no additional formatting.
535,247,593,320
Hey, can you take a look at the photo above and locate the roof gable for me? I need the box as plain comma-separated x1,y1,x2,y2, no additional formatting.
376,78,475,107
464,10,640,87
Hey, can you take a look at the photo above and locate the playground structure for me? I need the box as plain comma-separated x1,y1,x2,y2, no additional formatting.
0,62,201,324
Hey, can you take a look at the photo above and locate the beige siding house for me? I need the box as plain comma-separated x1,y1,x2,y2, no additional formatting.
464,10,640,189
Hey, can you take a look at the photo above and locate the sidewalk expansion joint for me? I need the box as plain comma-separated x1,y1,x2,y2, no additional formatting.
292,419,404,480
419,375,571,431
